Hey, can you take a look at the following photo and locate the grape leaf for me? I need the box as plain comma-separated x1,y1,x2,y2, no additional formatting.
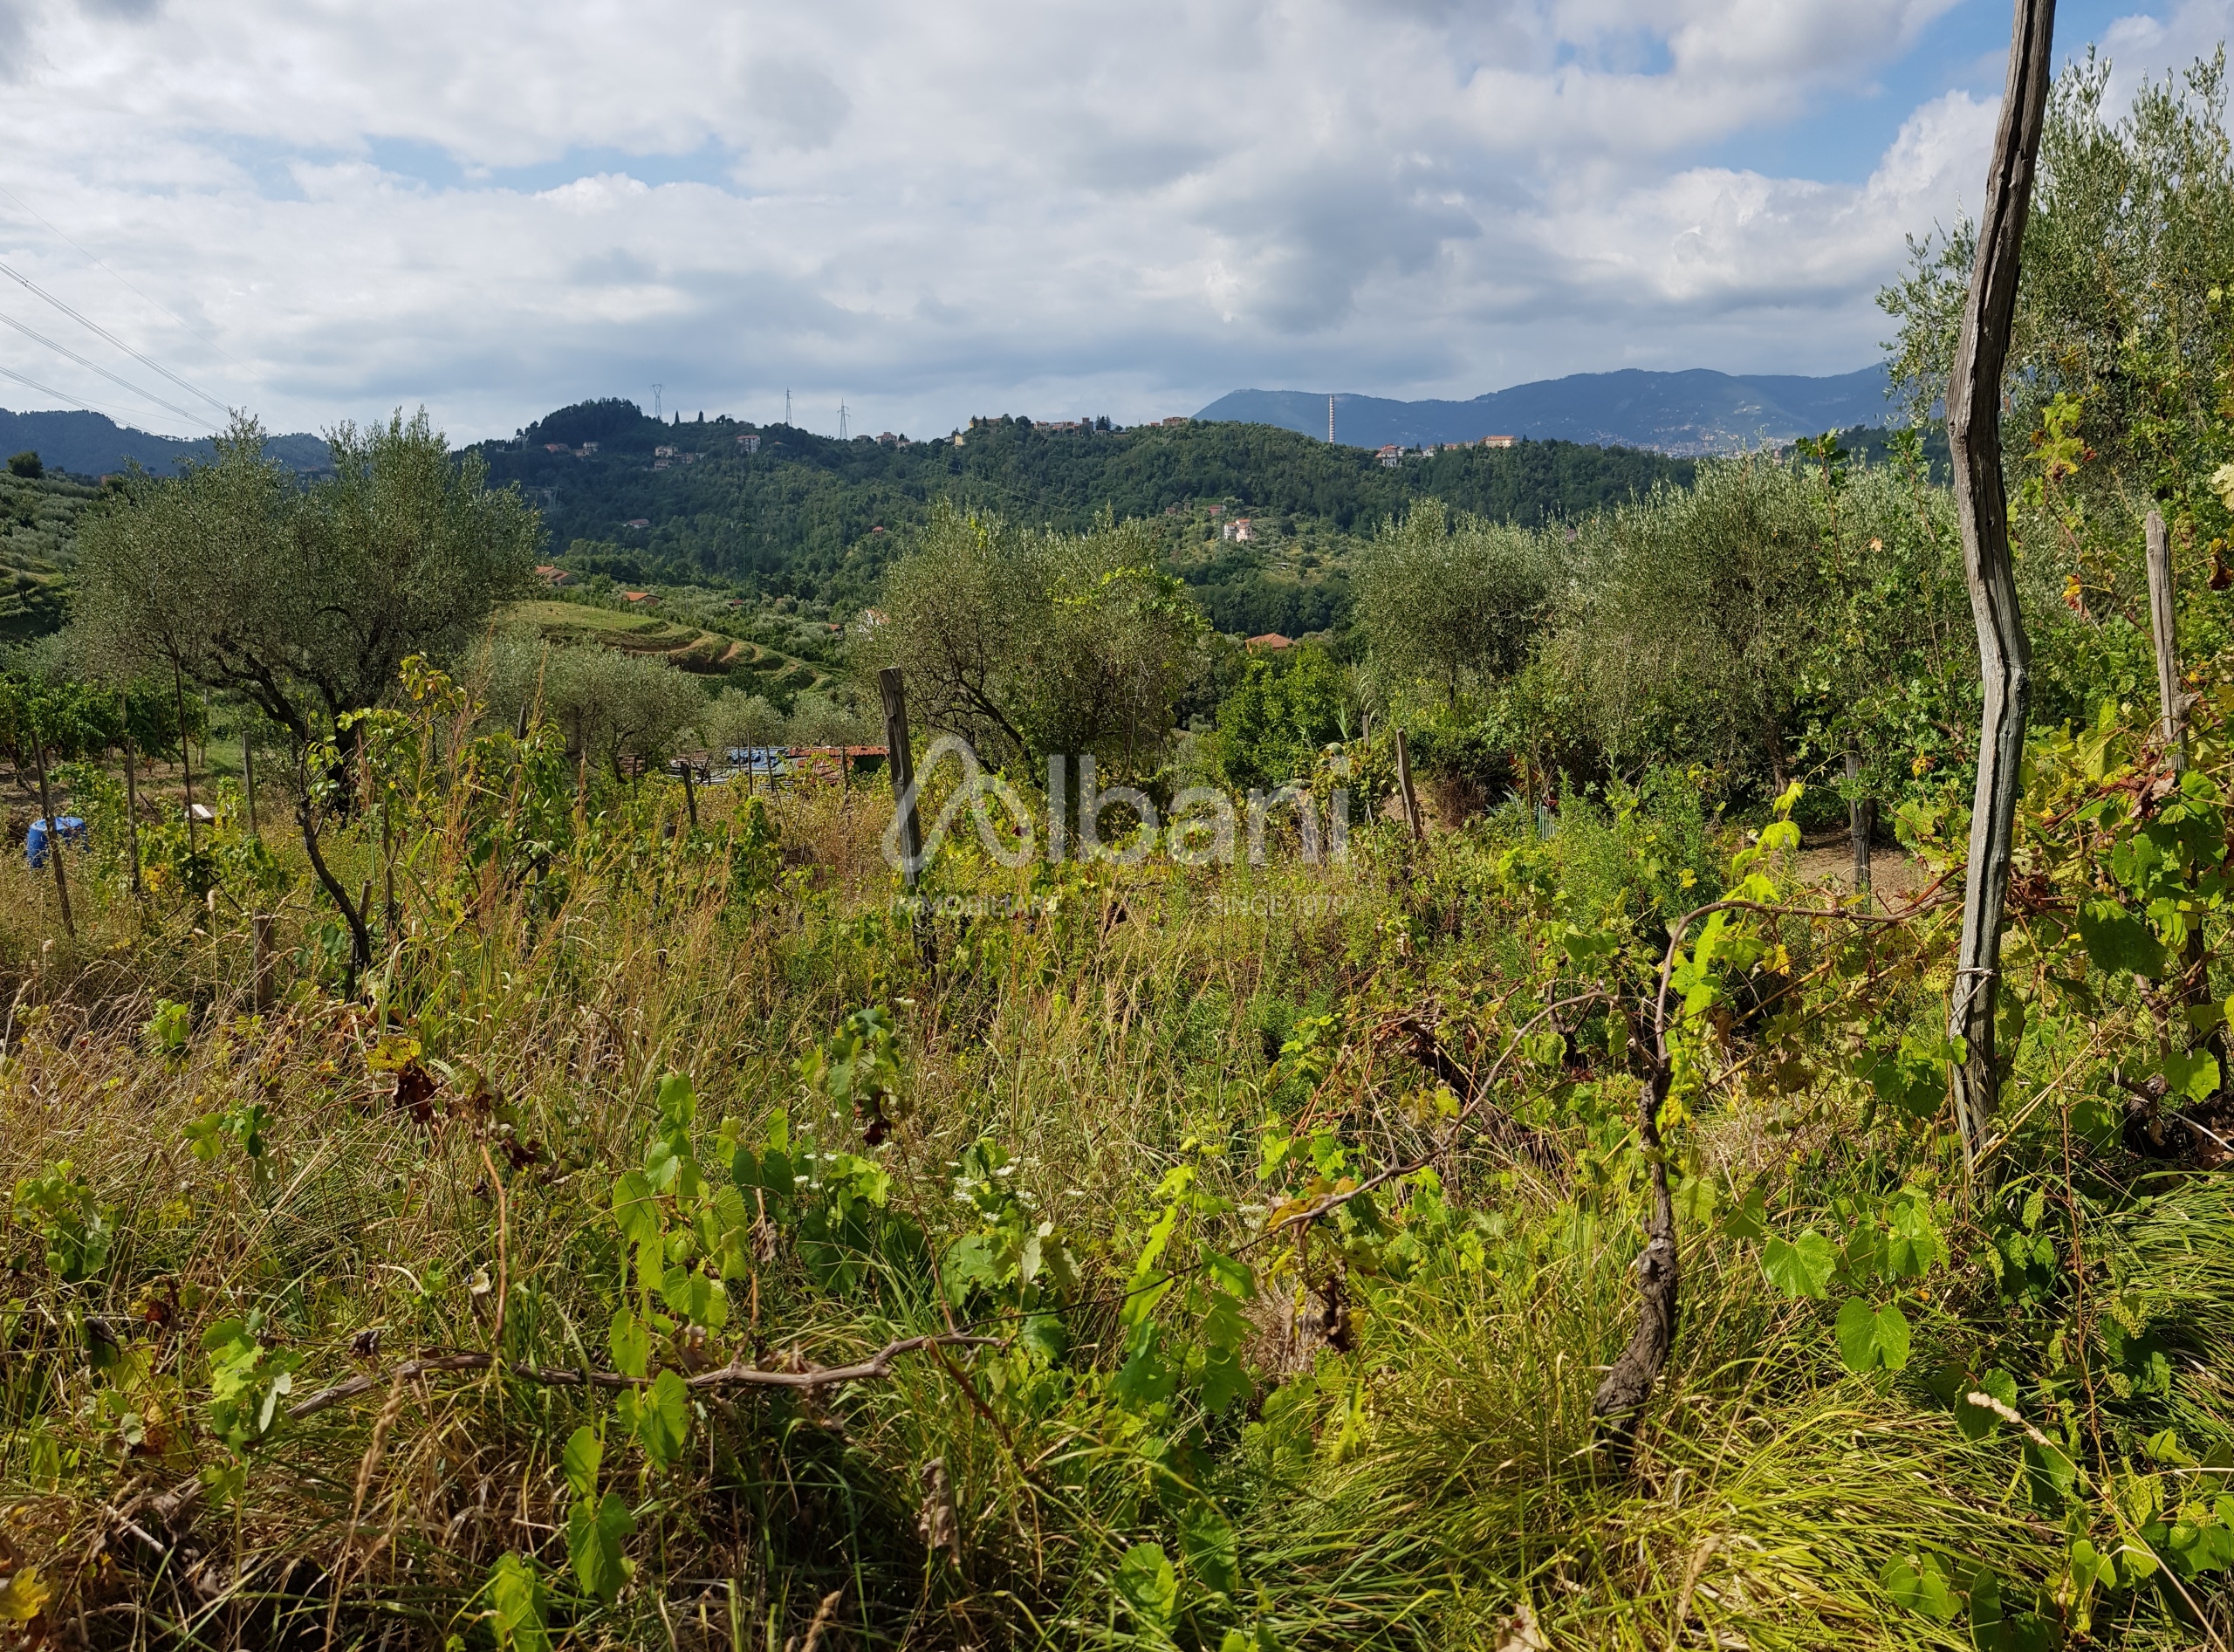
561,1425,601,1501
607,1306,651,1380
2077,900,2165,977
565,1491,635,1604
1114,1542,1178,1631
1837,1297,1912,1372
1762,1230,1835,1299
1881,1553,1959,1621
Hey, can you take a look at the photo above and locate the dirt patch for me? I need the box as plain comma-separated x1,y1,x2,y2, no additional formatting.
1790,833,1935,912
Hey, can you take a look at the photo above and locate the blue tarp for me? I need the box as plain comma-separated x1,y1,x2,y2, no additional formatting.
25,815,87,868
723,747,794,778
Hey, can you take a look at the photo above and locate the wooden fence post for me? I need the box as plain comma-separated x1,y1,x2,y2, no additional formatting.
2144,509,2214,1032
879,668,922,890
1945,0,2057,1173
31,735,72,937
1394,729,1424,843
676,757,699,828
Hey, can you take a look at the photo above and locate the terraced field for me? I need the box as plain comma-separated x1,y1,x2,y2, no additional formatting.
505,598,833,690
0,471,100,642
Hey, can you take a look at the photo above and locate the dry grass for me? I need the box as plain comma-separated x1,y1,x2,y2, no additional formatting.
3,748,2230,1650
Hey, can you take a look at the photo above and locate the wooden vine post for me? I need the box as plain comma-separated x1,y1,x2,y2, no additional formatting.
2145,511,2185,769
173,660,199,857
30,732,73,937
252,914,278,1012
242,719,258,838
1945,0,2057,1172
675,755,699,829
1394,728,1424,842
878,668,922,891
2143,510,2214,1027
1847,750,1874,900
120,692,143,899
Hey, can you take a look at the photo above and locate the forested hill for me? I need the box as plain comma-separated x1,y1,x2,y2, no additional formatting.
469,401,1692,606
1199,366,1895,454
0,408,331,477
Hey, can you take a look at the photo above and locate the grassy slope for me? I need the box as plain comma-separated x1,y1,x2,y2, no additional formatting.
1,741,2229,1649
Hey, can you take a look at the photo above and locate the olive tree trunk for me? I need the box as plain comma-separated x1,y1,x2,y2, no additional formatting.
1946,0,2057,1171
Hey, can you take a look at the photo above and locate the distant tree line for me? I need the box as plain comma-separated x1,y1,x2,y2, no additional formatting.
470,410,1699,612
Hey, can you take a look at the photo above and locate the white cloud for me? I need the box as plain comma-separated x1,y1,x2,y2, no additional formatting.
0,0,2201,440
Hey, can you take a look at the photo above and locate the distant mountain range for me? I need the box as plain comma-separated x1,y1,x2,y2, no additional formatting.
1196,366,1898,456
0,408,330,477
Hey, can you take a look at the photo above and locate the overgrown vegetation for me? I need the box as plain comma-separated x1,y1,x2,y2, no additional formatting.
6,40,2234,1652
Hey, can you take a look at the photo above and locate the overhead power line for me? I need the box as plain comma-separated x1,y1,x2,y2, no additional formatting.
0,306,205,428
0,258,230,415
0,360,147,424
0,182,235,360
0,183,329,431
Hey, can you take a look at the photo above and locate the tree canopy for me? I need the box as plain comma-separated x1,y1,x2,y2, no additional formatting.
872,503,1204,777
75,411,540,753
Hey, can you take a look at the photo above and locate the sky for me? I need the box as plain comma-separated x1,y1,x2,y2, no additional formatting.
0,0,2227,442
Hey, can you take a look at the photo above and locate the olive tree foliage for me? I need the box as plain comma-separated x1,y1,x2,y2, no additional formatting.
872,502,1204,775
476,627,706,778
1881,51,2234,549
1788,439,1978,799
698,688,875,754
1543,452,1972,795
73,409,539,968
701,689,790,753
784,691,877,747
1353,504,1555,705
76,411,540,755
1546,460,1822,786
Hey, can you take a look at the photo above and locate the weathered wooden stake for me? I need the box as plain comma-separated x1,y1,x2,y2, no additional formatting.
678,757,699,828
1847,749,1874,899
382,796,399,935
120,695,143,899
879,668,922,890
252,913,278,1011
242,716,259,838
1394,728,1425,842
2144,510,2213,1029
2145,511,2185,770
31,735,72,937
173,661,198,856
1945,0,2057,1173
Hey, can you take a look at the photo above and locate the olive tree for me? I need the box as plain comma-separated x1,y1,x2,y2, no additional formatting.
1354,504,1555,705
478,627,707,780
1882,51,2234,567
873,502,1203,777
1546,457,1828,790
75,410,539,970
